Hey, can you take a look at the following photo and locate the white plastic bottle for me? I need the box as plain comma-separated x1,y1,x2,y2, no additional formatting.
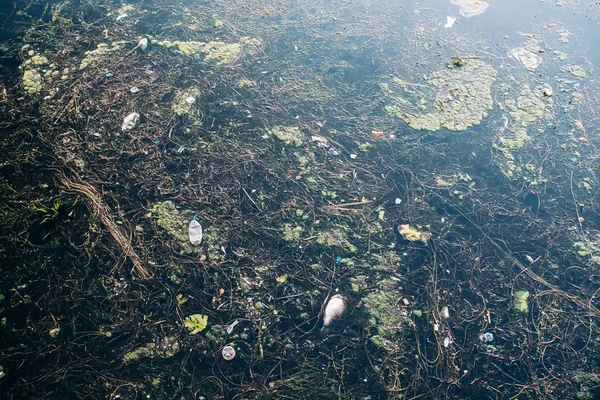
188,216,203,245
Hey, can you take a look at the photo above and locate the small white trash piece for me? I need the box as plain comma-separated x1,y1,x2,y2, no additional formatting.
222,345,236,361
321,294,347,333
137,37,149,51
122,112,140,132
444,16,457,28
189,216,203,246
441,306,450,319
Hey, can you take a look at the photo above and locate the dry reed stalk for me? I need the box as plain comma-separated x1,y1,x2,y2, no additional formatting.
60,175,151,279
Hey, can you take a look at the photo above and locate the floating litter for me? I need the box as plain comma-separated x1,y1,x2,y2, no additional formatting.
444,16,457,28
121,112,140,132
137,37,148,51
222,345,236,361
226,320,239,335
130,86,139,94
450,0,489,18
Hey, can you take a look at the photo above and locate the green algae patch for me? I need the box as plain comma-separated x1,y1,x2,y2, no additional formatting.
514,290,530,313
281,223,303,242
22,69,42,95
156,37,261,66
435,177,454,188
204,225,229,264
268,126,304,146
156,40,205,56
23,51,49,67
383,60,497,131
172,87,200,115
494,83,553,178
151,201,196,253
573,240,600,262
398,224,431,244
507,84,550,127
79,42,125,70
123,336,179,363
363,279,411,351
315,229,357,253
563,65,586,78
202,41,242,65
237,79,256,88
183,314,208,334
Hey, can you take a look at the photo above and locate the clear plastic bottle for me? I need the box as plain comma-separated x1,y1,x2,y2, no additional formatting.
188,216,203,245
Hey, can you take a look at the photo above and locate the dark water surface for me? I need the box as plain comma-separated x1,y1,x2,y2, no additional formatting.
1,1,600,399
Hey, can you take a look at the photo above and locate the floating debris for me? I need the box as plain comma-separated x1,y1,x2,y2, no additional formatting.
222,345,236,361
479,332,494,342
440,306,450,319
226,320,239,335
444,16,457,28
398,224,431,244
511,38,542,71
121,112,140,132
311,135,329,147
321,294,347,333
137,37,148,51
188,216,203,246
450,0,489,18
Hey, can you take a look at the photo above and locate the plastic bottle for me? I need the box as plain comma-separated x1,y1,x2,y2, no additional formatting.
479,332,494,343
188,216,203,246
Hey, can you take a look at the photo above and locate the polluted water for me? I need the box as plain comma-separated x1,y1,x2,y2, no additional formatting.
3,0,600,399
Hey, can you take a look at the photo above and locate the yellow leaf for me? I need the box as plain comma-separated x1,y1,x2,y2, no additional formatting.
176,294,188,306
183,314,208,334
276,273,288,284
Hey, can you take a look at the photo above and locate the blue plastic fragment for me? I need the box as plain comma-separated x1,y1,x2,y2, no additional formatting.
335,257,342,263
155,140,160,144
191,216,196,220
